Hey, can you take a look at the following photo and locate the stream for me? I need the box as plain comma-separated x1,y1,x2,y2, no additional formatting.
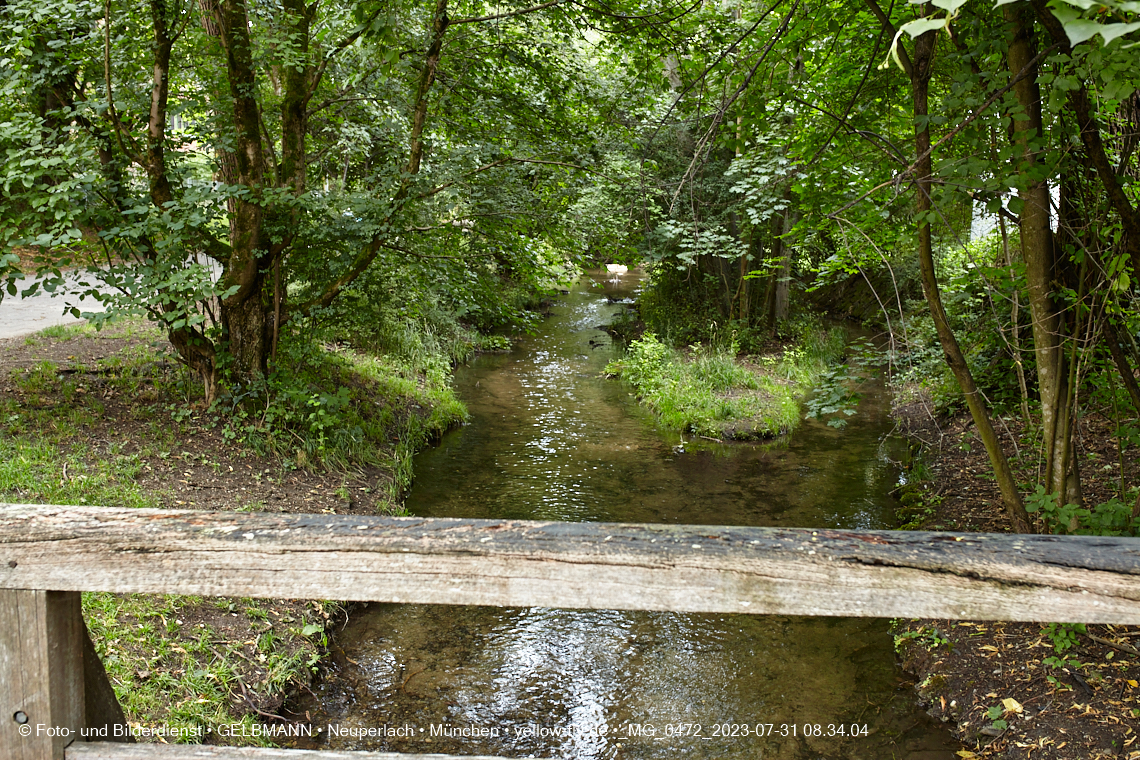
287,269,961,759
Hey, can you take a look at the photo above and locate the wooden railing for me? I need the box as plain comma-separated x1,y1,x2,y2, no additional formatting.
3,503,1139,760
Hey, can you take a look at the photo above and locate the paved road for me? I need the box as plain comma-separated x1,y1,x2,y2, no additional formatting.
0,275,109,339
0,257,221,340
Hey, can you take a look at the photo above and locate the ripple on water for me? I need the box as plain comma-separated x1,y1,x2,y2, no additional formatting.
286,270,960,759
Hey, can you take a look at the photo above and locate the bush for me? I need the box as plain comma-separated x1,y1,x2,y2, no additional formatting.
1024,484,1140,537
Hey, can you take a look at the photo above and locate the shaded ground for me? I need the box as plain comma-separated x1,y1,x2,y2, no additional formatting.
0,326,418,515
892,400,1140,760
0,322,438,743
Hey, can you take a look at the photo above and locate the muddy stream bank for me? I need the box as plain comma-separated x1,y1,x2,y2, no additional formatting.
286,269,961,759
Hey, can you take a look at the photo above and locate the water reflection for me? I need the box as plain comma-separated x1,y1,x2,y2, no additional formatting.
288,270,959,759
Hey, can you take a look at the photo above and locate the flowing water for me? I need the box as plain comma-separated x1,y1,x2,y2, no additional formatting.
288,269,960,759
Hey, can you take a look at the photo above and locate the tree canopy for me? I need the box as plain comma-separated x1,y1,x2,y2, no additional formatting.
3,0,1139,529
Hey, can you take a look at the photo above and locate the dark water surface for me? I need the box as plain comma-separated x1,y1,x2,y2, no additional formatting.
288,269,960,759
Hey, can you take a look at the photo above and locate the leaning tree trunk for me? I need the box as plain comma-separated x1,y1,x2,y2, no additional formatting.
910,19,1033,533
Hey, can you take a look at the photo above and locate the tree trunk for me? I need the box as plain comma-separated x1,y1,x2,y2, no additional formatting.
773,205,797,324
1006,4,1082,507
997,211,1031,425
761,210,782,334
214,0,275,390
910,20,1033,533
168,326,220,405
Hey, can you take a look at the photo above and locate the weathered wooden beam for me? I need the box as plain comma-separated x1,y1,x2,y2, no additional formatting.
81,619,130,743
67,743,512,760
1,504,1138,622
1,590,85,760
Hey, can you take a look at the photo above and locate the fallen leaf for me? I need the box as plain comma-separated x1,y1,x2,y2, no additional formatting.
1003,697,1024,714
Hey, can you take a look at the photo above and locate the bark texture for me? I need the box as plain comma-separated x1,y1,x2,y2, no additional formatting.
1005,4,1082,507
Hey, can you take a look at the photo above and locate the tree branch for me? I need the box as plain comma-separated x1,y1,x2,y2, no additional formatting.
306,6,384,105
102,0,143,164
861,0,912,78
1028,0,1140,272
451,0,565,24
643,1,784,154
828,42,1058,219
669,0,798,213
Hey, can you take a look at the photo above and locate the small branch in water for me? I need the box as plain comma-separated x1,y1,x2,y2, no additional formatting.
233,674,291,722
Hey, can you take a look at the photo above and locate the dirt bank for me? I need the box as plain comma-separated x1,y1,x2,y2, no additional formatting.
892,402,1140,760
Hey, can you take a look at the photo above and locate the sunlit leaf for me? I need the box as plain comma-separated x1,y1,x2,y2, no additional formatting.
900,17,950,38
1099,21,1140,44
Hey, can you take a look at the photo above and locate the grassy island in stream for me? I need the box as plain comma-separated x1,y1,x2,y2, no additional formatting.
604,316,847,439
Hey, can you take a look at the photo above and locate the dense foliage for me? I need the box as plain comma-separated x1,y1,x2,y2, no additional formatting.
2,0,1139,531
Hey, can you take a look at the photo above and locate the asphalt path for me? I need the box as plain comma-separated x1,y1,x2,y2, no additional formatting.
0,274,110,339
0,257,221,340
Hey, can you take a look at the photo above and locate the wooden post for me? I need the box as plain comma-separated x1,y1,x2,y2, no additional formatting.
1,590,85,760
82,619,130,743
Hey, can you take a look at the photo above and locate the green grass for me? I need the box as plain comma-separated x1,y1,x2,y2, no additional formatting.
0,427,332,744
83,592,331,745
23,316,157,345
606,320,848,439
211,331,468,508
0,430,332,744
34,322,96,340
0,438,156,507
0,318,465,739
330,346,468,508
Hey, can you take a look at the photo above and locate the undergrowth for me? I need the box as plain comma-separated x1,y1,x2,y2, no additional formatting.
0,308,479,742
212,324,468,504
0,429,336,745
82,593,333,745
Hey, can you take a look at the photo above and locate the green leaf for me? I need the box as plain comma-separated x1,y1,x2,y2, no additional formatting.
301,624,323,636
1051,0,1103,8
900,17,949,38
1064,18,1109,44
1099,21,1140,45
